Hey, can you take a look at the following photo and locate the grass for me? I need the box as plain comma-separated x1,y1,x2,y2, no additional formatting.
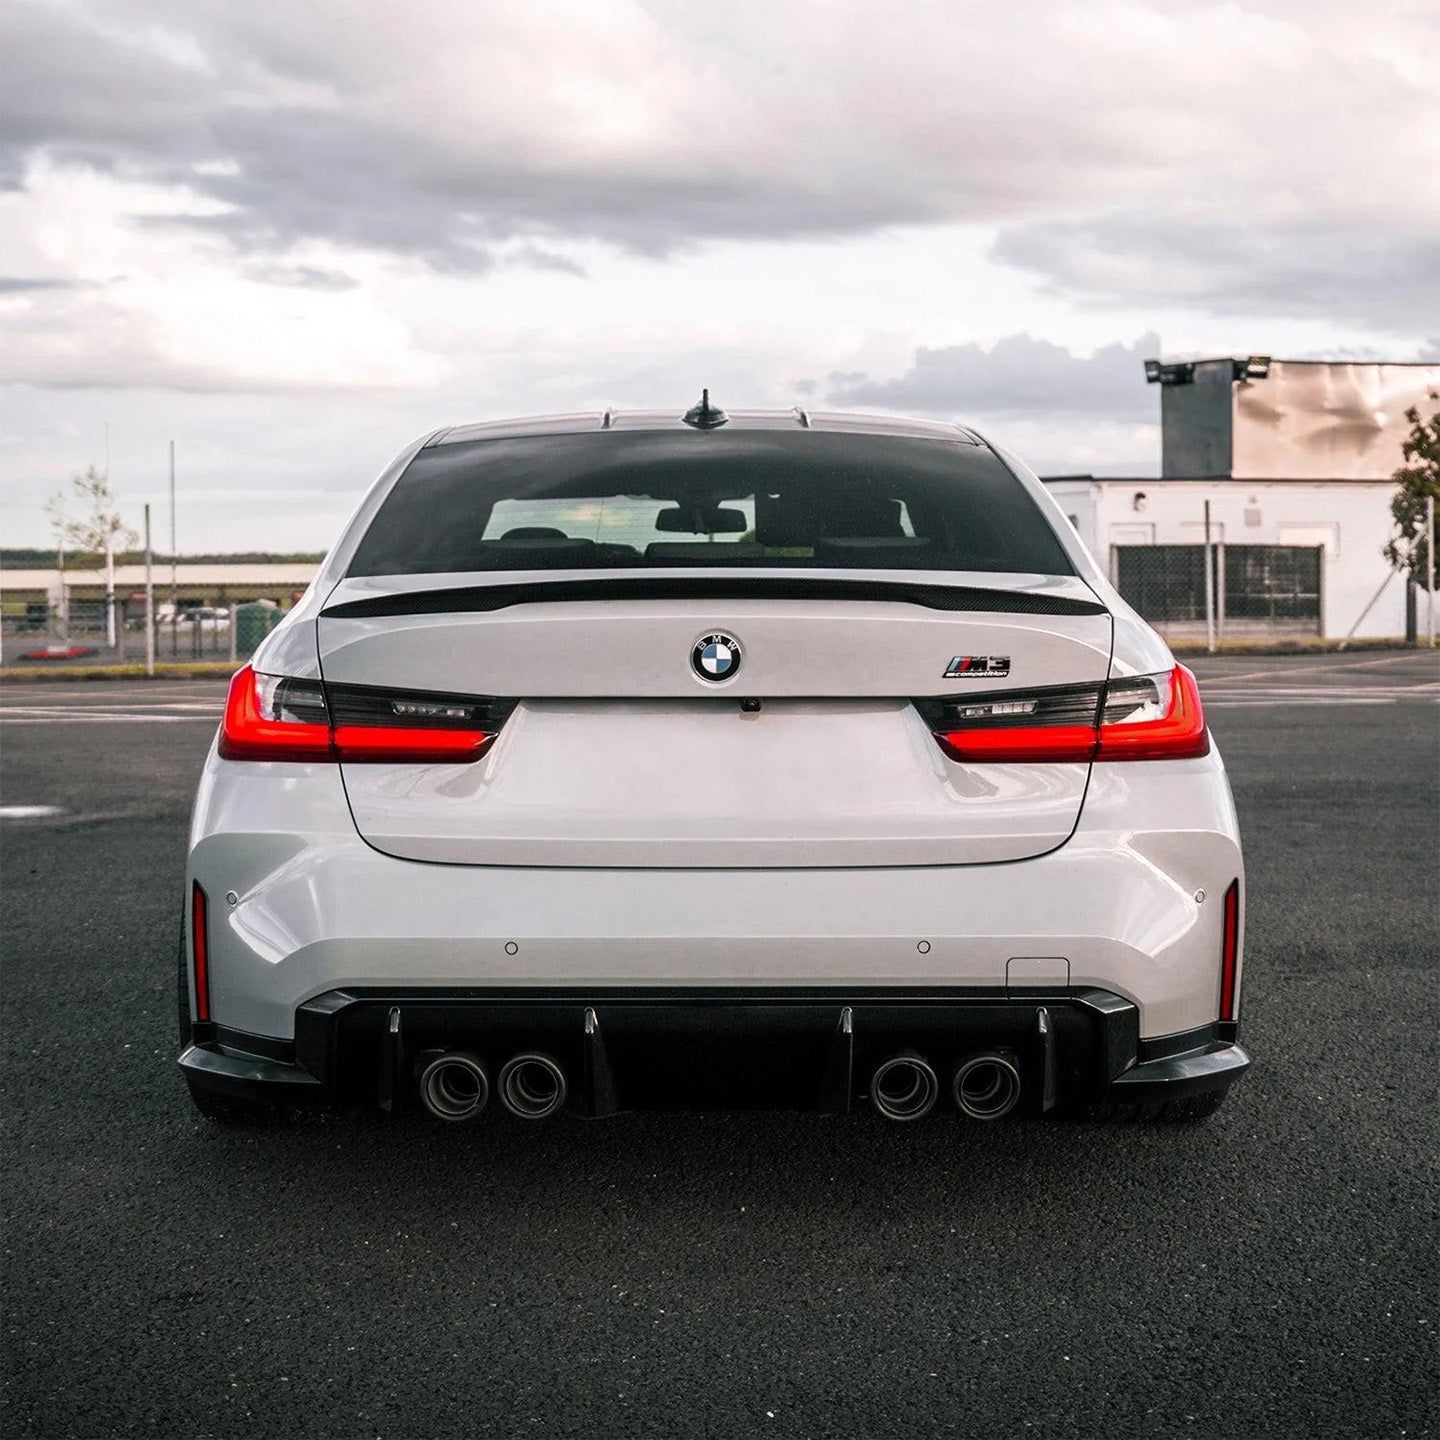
1167,636,1416,655
0,661,239,682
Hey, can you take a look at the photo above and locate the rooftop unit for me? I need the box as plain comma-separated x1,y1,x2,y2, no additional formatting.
1145,358,1439,480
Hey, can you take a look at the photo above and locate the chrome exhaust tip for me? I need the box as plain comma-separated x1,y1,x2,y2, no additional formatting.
418,1052,490,1122
498,1053,568,1120
952,1053,1022,1120
870,1053,940,1122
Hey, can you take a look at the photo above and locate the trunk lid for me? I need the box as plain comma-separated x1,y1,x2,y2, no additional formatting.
317,572,1111,868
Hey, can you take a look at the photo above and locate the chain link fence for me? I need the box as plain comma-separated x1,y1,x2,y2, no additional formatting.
1113,542,1324,639
1,597,283,666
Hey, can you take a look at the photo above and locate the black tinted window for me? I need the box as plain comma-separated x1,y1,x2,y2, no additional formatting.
348,430,1073,577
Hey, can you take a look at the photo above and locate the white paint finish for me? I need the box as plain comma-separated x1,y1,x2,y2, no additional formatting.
1277,521,1340,559
1006,956,1071,989
186,739,1243,1041
1045,477,1409,639
317,593,1111,698
339,698,1092,867
320,586,1114,867
0,805,65,819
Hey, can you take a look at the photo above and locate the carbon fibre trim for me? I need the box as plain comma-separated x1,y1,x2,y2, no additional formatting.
321,576,1108,620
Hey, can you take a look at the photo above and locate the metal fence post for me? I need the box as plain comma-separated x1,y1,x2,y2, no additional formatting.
1428,493,1435,648
144,505,155,677
1203,501,1215,653
229,604,238,664
1216,537,1226,644
104,542,117,651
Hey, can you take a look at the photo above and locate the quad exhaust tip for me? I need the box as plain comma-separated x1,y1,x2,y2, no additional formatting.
870,1053,940,1122
418,1052,490,1122
952,1052,1022,1120
498,1053,568,1120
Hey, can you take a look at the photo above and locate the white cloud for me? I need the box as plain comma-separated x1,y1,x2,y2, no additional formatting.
1,0,1436,550
1,163,448,392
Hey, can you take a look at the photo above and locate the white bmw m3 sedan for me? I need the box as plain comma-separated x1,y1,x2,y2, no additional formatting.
179,395,1248,1125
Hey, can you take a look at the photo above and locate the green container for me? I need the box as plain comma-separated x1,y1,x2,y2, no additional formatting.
234,602,280,654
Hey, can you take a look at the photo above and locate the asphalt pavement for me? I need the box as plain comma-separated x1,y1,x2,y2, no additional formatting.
1,653,1436,1439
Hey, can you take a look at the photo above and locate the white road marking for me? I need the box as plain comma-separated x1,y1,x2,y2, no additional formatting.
0,715,213,724
1201,687,1437,701
1209,691,1399,702
1194,653,1433,684
0,805,66,819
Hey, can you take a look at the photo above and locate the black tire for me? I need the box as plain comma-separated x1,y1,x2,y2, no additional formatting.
1086,1089,1230,1123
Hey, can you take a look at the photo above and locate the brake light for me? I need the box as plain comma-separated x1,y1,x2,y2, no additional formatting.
218,665,504,764
1096,666,1209,761
191,881,210,1023
1219,879,1241,1021
937,724,1102,763
925,665,1209,763
218,666,331,762
331,726,493,762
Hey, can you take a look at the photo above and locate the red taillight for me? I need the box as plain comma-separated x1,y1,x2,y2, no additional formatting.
1095,666,1209,761
1219,879,1241,1021
931,665,1210,764
191,881,211,1024
331,726,494,763
217,665,498,764
934,724,1099,764
218,665,331,762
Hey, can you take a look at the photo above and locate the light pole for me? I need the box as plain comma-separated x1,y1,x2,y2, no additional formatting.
1428,492,1436,648
144,504,155,677
169,439,177,610
1203,499,1216,654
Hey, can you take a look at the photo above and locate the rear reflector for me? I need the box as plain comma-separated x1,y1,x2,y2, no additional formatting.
1219,879,1241,1021
191,881,211,1024
927,665,1209,764
218,665,502,764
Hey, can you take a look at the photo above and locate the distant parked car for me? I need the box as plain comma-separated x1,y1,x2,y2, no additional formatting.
178,399,1249,1128
156,604,230,632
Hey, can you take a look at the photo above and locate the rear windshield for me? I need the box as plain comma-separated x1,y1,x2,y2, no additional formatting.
347,430,1074,577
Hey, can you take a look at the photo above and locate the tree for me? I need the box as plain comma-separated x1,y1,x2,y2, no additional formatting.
1384,407,1440,588
45,464,138,560
46,465,138,648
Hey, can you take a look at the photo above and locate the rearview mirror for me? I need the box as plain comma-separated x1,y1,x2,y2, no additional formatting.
654,504,748,534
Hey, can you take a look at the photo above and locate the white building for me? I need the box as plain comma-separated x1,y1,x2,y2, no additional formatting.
1045,359,1439,641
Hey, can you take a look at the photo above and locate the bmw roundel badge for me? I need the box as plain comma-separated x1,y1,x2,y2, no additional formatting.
692,632,742,682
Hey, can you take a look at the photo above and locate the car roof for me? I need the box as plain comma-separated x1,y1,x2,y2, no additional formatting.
426,408,987,449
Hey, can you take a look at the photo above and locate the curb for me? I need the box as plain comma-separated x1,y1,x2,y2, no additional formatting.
0,662,239,683
1168,639,1417,657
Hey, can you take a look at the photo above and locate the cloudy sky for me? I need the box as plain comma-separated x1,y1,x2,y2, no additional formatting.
2,0,1437,553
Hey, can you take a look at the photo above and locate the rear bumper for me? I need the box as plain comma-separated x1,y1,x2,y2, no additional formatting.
179,986,1249,1117
187,743,1246,1044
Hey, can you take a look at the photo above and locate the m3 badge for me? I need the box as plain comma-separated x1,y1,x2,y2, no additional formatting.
943,655,1010,678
